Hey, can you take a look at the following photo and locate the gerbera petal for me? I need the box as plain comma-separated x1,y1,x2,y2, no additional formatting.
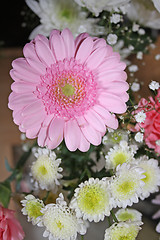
75,37,93,62
78,131,90,152
92,38,107,50
35,39,55,66
10,69,40,83
98,71,127,83
100,81,129,93
8,93,36,109
23,42,40,62
98,93,127,114
84,109,106,133
86,47,107,70
26,125,41,139
21,100,45,117
81,124,102,146
26,58,46,74
49,33,66,61
11,81,36,93
64,120,81,151
37,126,47,147
61,28,75,58
48,118,64,148
75,32,89,49
21,111,44,129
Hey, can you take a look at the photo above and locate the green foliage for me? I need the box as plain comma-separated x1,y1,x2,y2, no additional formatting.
0,181,11,208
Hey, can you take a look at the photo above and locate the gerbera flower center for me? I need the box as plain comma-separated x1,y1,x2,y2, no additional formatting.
35,58,97,120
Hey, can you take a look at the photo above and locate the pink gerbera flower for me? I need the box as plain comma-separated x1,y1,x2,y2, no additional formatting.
8,28,128,152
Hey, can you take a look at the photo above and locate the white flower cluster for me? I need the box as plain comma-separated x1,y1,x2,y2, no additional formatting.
30,147,63,191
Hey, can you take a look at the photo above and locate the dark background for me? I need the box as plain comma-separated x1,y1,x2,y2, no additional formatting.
0,0,39,47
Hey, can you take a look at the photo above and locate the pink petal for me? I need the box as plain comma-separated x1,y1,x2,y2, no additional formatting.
75,37,93,63
13,109,24,125
78,131,90,152
99,81,129,93
81,124,102,146
26,58,46,74
10,69,41,83
93,104,118,129
11,81,36,93
84,109,106,133
92,38,106,50
35,39,55,66
86,47,107,70
61,28,75,58
12,58,37,74
21,100,45,117
98,93,127,114
35,34,49,44
49,32,66,61
37,126,47,147
8,93,37,110
118,92,129,102
26,125,41,138
48,118,64,148
64,120,81,151
75,32,89,49
23,42,40,62
98,71,127,83
21,111,44,129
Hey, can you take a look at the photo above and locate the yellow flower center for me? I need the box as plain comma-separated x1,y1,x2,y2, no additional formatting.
56,220,64,230
38,165,47,175
26,200,43,219
113,152,127,167
62,83,75,97
116,180,136,200
118,212,134,221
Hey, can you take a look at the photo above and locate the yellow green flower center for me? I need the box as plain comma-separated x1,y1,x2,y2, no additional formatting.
26,200,43,219
111,132,122,143
142,171,150,183
56,220,64,230
62,83,75,97
110,225,139,240
115,180,136,199
118,212,134,221
113,152,127,167
38,165,47,175
77,184,108,215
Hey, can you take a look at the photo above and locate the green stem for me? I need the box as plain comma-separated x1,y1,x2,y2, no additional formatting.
81,236,84,240
43,191,50,203
111,210,119,223
107,216,111,227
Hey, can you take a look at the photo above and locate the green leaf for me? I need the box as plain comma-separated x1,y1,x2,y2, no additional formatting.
0,181,11,208
5,158,13,172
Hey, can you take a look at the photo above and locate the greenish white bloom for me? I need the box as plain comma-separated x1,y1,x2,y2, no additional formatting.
135,156,160,200
127,0,160,29
70,178,113,222
115,208,142,224
21,194,44,225
110,163,145,208
31,147,63,191
105,141,135,170
104,221,142,240
39,193,87,240
74,0,130,17
25,0,103,39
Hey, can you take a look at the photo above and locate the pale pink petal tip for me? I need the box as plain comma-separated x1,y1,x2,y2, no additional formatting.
8,28,128,152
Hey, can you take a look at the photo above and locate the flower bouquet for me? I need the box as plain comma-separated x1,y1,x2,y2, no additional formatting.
1,0,160,239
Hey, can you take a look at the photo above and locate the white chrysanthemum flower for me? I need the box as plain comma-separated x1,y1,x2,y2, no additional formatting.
135,156,160,200
134,132,143,143
110,163,145,208
153,0,160,12
21,194,44,225
70,178,113,222
135,111,146,123
74,0,130,17
102,130,129,146
149,80,160,90
104,221,142,240
105,141,135,170
107,34,118,45
30,147,63,191
39,193,87,240
25,0,103,39
127,0,160,29
115,208,142,223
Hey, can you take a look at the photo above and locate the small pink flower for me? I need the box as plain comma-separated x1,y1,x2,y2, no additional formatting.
133,90,160,155
0,205,25,240
8,28,128,151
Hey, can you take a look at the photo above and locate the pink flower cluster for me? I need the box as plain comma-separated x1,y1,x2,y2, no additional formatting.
134,89,160,155
0,205,25,240
8,28,129,152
